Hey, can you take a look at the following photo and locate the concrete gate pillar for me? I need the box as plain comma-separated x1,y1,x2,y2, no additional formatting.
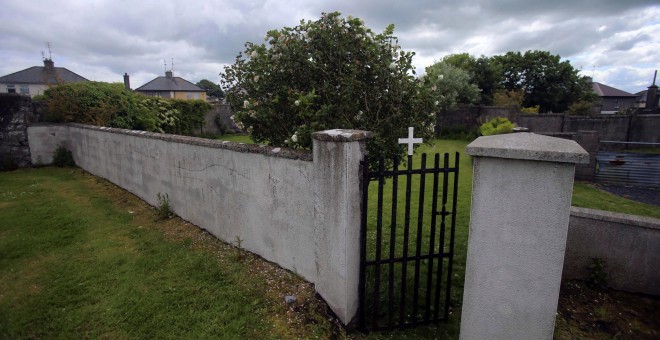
460,133,588,339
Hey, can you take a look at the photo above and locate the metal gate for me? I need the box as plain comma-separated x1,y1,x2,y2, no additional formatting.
596,142,660,189
358,152,459,331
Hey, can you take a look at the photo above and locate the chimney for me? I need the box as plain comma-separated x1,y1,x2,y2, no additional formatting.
646,70,658,110
123,73,131,90
43,58,54,70
165,70,173,79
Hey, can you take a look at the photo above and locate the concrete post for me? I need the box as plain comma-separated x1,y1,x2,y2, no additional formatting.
575,130,599,181
312,129,371,325
460,133,589,339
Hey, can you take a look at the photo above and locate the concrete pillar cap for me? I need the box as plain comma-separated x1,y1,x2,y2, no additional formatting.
312,129,372,142
466,132,589,164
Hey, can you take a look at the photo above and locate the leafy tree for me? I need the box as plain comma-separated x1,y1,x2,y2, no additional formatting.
196,79,225,99
422,61,480,112
492,50,591,113
441,53,501,105
222,12,435,163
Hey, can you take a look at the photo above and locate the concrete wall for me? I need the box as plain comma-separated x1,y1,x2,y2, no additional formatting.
516,114,660,143
28,123,369,324
0,94,33,169
629,114,660,144
563,207,660,295
461,133,588,339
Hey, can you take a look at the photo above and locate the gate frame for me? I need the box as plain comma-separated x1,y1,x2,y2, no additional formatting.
358,152,460,331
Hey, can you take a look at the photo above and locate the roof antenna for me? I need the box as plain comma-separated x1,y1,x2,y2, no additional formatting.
164,59,167,72
591,65,596,81
47,42,53,60
171,58,174,72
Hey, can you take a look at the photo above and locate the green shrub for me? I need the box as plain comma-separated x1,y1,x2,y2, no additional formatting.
479,117,515,136
52,145,75,167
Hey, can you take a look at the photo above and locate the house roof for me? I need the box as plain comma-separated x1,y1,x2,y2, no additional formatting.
135,72,204,92
636,90,647,102
0,62,89,85
591,82,636,97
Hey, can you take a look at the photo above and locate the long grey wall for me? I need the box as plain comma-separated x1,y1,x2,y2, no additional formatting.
564,207,660,295
518,114,660,143
28,123,369,324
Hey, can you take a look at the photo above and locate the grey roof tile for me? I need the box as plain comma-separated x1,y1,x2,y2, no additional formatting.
0,66,88,84
135,75,204,92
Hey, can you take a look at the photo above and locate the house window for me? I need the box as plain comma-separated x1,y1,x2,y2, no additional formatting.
20,85,30,95
614,98,619,109
6,85,16,93
194,93,200,99
186,92,193,99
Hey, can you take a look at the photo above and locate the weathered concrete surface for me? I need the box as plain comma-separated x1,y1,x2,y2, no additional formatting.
461,133,585,340
27,124,369,325
312,129,369,324
564,207,660,295
466,132,589,164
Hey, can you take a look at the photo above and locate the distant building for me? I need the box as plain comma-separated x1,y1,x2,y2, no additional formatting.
0,58,89,97
134,70,206,100
591,82,637,114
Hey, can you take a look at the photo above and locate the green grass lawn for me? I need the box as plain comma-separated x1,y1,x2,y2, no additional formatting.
0,168,340,339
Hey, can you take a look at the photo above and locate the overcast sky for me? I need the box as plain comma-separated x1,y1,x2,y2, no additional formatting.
1,0,658,94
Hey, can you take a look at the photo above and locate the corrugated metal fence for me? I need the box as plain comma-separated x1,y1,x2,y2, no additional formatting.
595,142,660,188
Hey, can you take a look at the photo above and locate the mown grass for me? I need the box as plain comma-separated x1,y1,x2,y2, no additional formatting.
0,168,341,339
572,182,660,219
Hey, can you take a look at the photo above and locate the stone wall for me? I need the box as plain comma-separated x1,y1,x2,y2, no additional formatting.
564,207,660,295
201,103,239,135
27,123,369,324
0,94,33,169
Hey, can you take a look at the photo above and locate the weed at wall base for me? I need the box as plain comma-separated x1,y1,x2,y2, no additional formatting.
156,193,174,220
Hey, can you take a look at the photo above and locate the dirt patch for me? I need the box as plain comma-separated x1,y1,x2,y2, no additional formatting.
555,280,659,339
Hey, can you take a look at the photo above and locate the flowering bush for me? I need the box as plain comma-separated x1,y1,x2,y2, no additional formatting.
422,61,480,112
222,12,436,162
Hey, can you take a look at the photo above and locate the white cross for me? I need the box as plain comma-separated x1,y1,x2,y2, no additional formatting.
398,127,423,156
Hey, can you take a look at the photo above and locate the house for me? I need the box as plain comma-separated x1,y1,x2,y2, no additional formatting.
591,81,637,114
134,70,206,100
0,58,89,97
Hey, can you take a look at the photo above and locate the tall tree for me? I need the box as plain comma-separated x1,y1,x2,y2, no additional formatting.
493,50,590,113
423,61,480,111
196,79,225,99
441,53,502,105
222,12,436,164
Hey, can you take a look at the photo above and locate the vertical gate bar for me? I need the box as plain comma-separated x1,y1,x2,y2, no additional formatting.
372,158,386,329
434,153,450,319
412,153,427,323
358,157,369,329
388,157,399,327
424,153,440,320
444,152,460,318
399,154,414,325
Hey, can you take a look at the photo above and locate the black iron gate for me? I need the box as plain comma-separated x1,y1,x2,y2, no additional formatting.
358,152,460,331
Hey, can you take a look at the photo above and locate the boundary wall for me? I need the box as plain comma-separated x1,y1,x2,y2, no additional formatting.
28,123,369,324
564,207,660,295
